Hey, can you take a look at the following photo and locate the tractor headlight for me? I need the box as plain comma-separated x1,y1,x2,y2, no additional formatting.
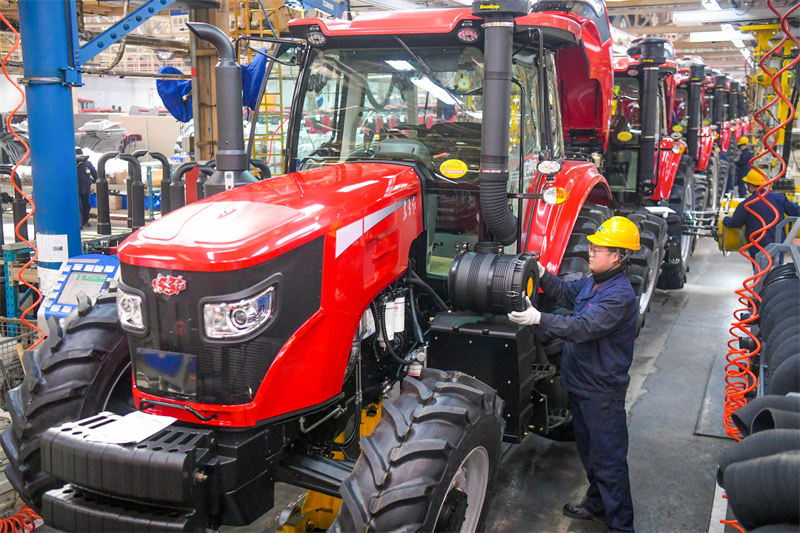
203,285,275,340
117,289,145,332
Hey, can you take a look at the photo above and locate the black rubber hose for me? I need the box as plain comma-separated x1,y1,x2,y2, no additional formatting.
95,151,118,235
731,395,800,437
372,301,412,366
148,151,172,215
407,270,448,312
250,158,271,180
408,285,424,345
725,451,800,531
716,429,800,488
769,354,800,396
751,408,800,434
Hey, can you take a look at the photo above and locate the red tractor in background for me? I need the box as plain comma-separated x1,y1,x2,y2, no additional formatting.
2,1,664,532
605,37,688,290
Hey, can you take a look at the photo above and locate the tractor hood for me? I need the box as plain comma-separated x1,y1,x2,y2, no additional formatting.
117,162,421,271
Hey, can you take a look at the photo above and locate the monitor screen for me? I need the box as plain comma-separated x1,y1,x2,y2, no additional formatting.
56,271,109,305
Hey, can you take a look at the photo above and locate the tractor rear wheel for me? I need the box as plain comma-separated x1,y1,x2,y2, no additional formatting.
0,289,133,511
627,212,667,333
330,369,504,533
657,170,695,290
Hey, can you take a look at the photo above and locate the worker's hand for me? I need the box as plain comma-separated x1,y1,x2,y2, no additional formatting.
537,261,546,278
508,297,541,325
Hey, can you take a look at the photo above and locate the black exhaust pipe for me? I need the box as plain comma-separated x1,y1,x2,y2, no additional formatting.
713,74,727,126
687,63,705,162
636,38,668,200
729,80,740,119
185,22,257,197
473,0,528,247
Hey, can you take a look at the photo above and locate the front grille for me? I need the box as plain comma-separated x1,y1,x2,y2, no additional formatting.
121,237,324,405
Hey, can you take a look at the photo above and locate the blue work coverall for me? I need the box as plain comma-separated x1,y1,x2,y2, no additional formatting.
723,191,800,260
538,269,637,532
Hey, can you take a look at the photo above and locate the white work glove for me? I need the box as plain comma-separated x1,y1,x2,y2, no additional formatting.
537,261,546,278
508,296,541,326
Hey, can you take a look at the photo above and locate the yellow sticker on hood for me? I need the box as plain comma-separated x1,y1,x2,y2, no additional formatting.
440,159,468,179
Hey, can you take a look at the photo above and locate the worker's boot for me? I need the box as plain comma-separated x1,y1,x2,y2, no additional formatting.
562,502,606,523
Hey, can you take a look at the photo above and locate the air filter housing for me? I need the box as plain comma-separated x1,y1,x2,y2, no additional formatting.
448,243,540,314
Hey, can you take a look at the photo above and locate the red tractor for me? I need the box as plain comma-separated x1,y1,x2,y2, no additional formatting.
605,37,689,290
2,1,658,531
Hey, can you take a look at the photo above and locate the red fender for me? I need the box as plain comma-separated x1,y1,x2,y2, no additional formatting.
695,127,715,172
651,137,686,201
522,160,611,274
721,122,732,152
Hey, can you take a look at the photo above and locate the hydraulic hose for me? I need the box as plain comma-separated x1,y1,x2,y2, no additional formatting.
408,270,448,312
475,1,528,246
0,11,44,350
723,0,800,446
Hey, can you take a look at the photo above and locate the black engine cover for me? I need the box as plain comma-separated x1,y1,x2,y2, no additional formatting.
428,312,536,442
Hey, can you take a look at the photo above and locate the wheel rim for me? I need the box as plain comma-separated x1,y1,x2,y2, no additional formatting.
434,446,490,533
680,184,694,265
638,258,658,316
103,361,136,414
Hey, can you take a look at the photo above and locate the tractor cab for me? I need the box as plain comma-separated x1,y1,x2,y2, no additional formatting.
287,8,586,281
606,37,681,206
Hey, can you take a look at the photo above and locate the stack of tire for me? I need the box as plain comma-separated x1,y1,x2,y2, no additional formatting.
754,264,800,395
718,396,800,532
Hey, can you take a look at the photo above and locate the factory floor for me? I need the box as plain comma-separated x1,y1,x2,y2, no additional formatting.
228,238,750,533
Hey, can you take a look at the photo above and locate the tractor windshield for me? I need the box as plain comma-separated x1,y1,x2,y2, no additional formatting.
292,46,542,180
291,44,548,275
674,87,688,131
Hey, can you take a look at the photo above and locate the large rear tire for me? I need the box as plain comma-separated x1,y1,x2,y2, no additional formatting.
657,170,694,290
626,212,667,333
331,369,504,532
0,290,133,511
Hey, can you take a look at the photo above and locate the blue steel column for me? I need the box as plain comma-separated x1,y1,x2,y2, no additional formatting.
17,0,82,267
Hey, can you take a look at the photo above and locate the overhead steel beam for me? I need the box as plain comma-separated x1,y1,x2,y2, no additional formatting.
78,0,179,65
350,0,420,9
621,24,721,35
673,7,800,25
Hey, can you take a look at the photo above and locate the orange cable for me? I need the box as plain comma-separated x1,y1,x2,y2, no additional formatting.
0,12,45,350
0,504,40,533
720,5,799,528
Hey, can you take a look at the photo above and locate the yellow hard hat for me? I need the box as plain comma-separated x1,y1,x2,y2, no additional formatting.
738,136,750,146
743,170,766,187
587,216,641,251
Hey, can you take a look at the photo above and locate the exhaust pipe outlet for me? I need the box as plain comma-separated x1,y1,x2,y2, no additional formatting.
713,74,727,126
637,37,668,199
186,22,257,196
473,0,528,247
687,63,705,161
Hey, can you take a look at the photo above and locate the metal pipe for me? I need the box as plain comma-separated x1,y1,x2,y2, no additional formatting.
637,38,667,202
186,22,257,197
713,74,727,126
171,162,195,209
473,0,528,247
119,154,144,230
96,151,118,235
17,0,82,266
147,152,172,215
687,63,705,162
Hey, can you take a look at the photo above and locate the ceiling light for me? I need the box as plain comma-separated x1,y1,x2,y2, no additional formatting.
689,31,755,42
701,0,722,10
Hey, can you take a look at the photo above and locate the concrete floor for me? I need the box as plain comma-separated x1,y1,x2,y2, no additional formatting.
228,237,751,533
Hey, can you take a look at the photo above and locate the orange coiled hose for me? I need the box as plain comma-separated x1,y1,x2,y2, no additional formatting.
0,505,39,533
0,11,45,350
723,0,800,440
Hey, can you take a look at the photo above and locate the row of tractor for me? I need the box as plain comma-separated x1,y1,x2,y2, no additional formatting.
0,1,752,531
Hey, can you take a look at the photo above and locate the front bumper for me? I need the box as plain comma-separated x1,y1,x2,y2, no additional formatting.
39,413,279,532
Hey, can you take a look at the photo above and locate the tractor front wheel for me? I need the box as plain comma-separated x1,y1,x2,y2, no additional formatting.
0,289,133,511
330,368,504,533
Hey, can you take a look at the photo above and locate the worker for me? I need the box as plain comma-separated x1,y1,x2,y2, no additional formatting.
734,137,753,197
508,216,639,533
76,148,97,228
723,169,800,267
